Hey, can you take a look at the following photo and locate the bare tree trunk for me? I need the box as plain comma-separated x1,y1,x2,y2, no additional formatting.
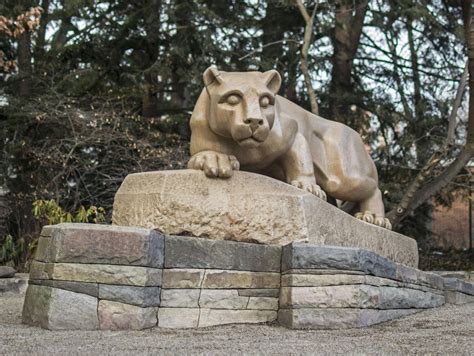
295,0,319,115
285,40,298,102
141,0,162,117
329,0,368,123
407,19,422,123
18,28,32,97
142,71,159,117
35,0,50,56
387,1,474,226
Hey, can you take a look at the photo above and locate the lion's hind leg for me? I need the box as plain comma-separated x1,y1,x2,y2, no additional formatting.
355,188,392,230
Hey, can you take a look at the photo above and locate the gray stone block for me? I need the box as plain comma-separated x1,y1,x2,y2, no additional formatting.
395,265,444,290
281,243,397,279
443,278,474,296
98,300,157,330
0,266,16,278
281,273,444,295
36,223,164,268
99,285,161,307
30,279,99,297
0,274,28,294
278,308,422,329
282,269,365,275
237,289,280,297
164,235,281,272
22,285,99,330
444,291,474,304
280,285,444,310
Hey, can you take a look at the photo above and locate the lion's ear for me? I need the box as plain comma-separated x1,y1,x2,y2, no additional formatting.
263,70,281,94
203,65,223,86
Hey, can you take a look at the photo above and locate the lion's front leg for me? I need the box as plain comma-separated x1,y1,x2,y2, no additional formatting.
188,150,240,178
280,133,326,201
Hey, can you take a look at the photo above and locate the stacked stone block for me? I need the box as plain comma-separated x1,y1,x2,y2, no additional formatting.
24,224,163,330
22,224,281,330
278,243,446,329
158,236,280,328
22,224,474,331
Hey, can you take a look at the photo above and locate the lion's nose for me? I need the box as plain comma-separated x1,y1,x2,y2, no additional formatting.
244,118,264,132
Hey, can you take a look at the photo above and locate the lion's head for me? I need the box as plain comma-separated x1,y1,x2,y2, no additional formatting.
202,66,281,148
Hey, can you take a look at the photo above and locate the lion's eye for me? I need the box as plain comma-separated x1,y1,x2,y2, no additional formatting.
226,94,241,105
260,96,271,108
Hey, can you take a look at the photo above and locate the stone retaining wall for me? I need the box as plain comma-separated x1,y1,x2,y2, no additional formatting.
21,223,474,330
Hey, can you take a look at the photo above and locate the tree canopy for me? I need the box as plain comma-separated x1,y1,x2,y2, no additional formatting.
0,0,472,266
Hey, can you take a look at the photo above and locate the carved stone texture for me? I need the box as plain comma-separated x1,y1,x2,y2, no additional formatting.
113,170,418,267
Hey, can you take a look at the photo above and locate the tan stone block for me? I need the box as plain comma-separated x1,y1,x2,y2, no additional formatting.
112,170,418,267
198,309,277,327
202,270,280,289
247,297,278,310
281,274,367,287
50,263,162,286
34,236,53,262
98,300,157,330
40,225,55,237
199,289,248,309
162,269,204,288
157,307,199,328
160,289,200,307
29,261,54,280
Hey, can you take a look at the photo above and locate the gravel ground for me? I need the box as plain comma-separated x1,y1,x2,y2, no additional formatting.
1,293,473,355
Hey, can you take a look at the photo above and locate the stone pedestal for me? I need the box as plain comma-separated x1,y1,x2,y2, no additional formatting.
112,170,418,267
21,224,474,331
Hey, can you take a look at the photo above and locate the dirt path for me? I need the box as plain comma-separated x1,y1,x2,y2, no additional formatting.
1,293,473,355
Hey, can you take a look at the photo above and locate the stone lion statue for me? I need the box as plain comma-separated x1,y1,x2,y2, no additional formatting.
188,66,391,230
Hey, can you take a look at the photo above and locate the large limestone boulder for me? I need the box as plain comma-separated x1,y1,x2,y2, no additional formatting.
112,170,418,267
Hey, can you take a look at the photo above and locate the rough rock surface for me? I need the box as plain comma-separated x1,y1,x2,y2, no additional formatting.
278,308,421,329
280,285,445,309
0,266,16,278
22,285,99,330
112,170,418,267
98,300,157,330
35,223,164,267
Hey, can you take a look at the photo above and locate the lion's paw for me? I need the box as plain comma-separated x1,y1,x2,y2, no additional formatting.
290,178,327,201
355,211,392,230
188,151,240,178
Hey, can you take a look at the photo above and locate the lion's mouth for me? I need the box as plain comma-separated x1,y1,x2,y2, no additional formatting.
237,136,264,148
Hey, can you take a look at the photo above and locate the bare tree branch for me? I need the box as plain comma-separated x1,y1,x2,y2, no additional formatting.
387,3,474,227
238,39,299,61
295,0,319,115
